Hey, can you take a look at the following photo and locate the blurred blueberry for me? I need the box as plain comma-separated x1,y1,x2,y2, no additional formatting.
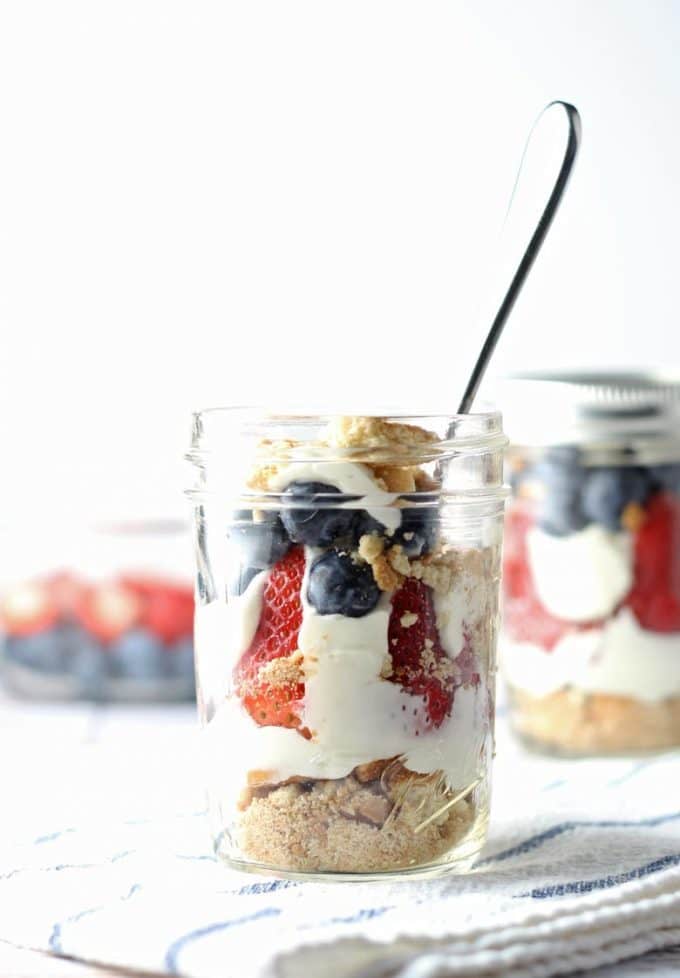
581,466,651,531
307,551,380,617
391,494,438,557
228,565,261,597
4,630,63,672
109,628,164,680
648,463,680,495
62,625,107,695
280,482,364,547
166,637,195,680
534,445,583,492
537,489,588,537
229,510,291,568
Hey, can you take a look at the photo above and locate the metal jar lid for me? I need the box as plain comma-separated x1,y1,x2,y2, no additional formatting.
496,371,680,459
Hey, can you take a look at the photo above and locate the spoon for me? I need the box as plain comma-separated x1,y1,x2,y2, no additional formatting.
458,100,581,415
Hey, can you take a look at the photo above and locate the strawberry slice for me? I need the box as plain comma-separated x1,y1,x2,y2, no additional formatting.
387,578,455,729
234,546,309,735
140,583,194,644
76,584,142,644
503,502,602,651
626,491,680,632
1,581,59,636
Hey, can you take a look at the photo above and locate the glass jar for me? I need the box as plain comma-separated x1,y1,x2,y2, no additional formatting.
0,520,195,702
499,372,680,756
186,409,507,879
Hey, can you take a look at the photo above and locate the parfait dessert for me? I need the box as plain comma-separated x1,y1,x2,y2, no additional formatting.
500,373,680,755
188,411,507,877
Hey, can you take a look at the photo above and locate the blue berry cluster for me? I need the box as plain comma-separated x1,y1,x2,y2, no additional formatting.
228,480,438,617
519,447,680,537
3,625,195,697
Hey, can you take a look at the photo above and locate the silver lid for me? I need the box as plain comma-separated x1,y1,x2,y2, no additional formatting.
496,371,680,457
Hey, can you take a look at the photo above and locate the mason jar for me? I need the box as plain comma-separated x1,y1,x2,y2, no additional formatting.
499,372,680,756
186,410,508,879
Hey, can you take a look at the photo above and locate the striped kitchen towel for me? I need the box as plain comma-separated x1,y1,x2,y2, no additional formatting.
0,732,679,978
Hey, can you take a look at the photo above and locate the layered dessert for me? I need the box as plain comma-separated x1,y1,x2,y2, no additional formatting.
194,416,502,875
503,448,680,753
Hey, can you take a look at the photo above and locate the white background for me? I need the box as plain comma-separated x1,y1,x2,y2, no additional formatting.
1,0,679,521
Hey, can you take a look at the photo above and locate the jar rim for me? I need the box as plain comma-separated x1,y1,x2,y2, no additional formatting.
186,406,508,460
496,370,680,448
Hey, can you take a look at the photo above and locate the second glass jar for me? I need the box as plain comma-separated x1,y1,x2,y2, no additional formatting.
500,372,680,756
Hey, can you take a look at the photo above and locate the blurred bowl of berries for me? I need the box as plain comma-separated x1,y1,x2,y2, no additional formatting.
0,521,195,702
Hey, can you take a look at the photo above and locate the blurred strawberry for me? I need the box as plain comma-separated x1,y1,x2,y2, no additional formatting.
76,584,142,644
1,581,59,637
626,491,680,632
503,501,606,650
140,583,194,644
44,571,85,616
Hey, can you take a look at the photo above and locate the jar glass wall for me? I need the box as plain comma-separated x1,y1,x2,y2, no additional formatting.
499,373,680,755
187,410,507,879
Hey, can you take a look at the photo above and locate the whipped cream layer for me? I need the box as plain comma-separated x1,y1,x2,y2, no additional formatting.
502,607,680,703
267,460,401,531
527,524,633,622
198,547,491,790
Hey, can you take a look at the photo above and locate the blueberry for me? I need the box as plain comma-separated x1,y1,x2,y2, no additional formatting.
63,626,107,693
307,551,380,617
537,489,588,537
280,482,365,547
109,629,164,680
166,637,195,680
229,510,291,568
4,630,64,672
390,494,437,557
581,466,651,531
648,463,680,495
534,446,582,493
228,565,261,597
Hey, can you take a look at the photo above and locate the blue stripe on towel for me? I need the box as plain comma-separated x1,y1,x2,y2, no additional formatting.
49,883,142,953
520,852,680,899
309,906,392,929
237,879,299,896
479,811,680,864
164,908,281,974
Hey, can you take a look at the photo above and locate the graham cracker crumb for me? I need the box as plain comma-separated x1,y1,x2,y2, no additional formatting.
358,533,404,592
372,465,418,493
509,686,680,754
621,501,647,533
258,652,304,688
236,757,475,872
325,416,438,452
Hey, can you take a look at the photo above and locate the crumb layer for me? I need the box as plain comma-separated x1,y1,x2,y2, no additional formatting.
509,686,680,755
235,759,475,873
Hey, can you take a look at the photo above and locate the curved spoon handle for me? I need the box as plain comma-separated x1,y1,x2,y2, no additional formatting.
458,100,582,414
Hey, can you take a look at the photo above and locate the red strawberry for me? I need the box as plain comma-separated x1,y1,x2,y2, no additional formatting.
502,501,602,651
234,546,309,735
1,581,59,636
76,584,142,643
140,583,194,644
387,578,455,729
44,572,85,616
626,491,680,632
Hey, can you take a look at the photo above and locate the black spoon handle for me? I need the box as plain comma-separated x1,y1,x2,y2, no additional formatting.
458,101,582,415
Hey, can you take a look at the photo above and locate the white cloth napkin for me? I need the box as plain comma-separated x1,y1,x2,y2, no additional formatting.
1,719,679,978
